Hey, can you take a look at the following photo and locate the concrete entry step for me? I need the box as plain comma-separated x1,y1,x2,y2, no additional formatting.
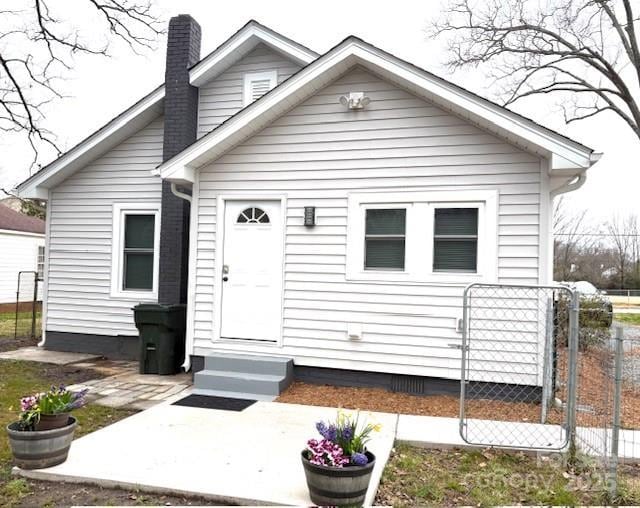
203,353,292,377
195,353,293,399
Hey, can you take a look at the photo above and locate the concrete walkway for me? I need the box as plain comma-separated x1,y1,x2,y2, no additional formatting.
16,400,397,506
0,346,192,411
15,398,639,505
0,346,101,365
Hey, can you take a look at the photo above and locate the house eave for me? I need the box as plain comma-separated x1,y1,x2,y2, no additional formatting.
189,20,318,87
15,85,165,199
158,38,597,180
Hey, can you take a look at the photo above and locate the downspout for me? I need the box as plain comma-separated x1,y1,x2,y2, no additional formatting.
170,182,192,203
170,182,193,371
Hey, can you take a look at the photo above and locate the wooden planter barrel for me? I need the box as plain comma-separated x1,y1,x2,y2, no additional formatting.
35,413,71,431
7,416,77,470
301,451,376,507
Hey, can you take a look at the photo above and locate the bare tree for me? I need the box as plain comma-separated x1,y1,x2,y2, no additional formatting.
430,0,640,141
553,197,589,281
606,213,637,287
0,0,163,175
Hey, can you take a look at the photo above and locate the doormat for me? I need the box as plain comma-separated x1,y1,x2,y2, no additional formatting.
172,394,257,412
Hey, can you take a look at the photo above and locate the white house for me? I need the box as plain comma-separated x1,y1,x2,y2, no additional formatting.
0,204,45,306
15,18,599,398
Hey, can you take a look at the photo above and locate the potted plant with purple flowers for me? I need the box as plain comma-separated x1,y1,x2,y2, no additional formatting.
301,410,381,507
6,385,89,469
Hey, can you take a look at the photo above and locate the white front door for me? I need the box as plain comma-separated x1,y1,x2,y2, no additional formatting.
220,200,283,341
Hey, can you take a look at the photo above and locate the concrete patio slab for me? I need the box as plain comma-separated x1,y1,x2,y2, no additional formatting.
16,401,397,506
0,347,101,365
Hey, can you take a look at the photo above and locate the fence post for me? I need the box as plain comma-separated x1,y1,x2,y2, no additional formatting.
566,290,580,464
458,286,470,440
31,273,38,339
609,326,624,499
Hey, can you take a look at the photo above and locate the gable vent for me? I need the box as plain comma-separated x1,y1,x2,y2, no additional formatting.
250,79,272,101
244,70,277,106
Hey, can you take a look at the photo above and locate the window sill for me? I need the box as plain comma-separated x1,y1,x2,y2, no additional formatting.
110,290,158,301
346,270,491,285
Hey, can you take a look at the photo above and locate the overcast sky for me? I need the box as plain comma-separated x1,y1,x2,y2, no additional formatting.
1,0,638,224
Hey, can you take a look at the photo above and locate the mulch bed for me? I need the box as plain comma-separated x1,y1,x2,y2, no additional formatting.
277,347,640,430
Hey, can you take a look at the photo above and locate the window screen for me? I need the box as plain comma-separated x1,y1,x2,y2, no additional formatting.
364,208,406,270
433,208,478,272
123,214,155,290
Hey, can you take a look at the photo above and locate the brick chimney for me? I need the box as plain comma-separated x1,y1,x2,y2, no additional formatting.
158,15,201,305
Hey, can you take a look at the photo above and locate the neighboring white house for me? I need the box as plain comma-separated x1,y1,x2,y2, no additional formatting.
0,204,45,305
15,18,600,397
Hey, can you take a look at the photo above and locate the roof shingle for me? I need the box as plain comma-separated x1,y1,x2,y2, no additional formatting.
0,204,45,234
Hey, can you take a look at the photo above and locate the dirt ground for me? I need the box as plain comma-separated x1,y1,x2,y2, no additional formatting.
0,336,38,353
8,481,219,507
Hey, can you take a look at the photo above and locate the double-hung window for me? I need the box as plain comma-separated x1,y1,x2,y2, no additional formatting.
433,208,478,273
364,209,406,270
347,191,496,282
111,203,160,299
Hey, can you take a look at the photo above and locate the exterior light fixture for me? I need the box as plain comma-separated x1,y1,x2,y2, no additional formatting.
338,92,371,110
304,206,316,227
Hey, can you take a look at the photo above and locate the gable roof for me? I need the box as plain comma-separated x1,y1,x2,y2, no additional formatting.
0,204,45,235
14,20,317,199
158,36,599,184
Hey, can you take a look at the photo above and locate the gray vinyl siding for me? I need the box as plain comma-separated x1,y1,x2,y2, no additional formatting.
197,44,302,137
46,117,164,336
192,67,545,383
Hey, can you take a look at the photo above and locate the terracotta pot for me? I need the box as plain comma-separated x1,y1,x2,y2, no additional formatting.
7,416,77,469
35,413,71,431
301,450,376,507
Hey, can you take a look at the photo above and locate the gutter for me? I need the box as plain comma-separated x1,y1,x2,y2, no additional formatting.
550,152,602,198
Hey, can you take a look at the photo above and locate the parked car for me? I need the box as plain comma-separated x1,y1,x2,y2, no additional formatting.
558,280,613,328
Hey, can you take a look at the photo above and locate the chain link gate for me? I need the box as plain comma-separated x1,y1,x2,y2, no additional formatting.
459,283,578,451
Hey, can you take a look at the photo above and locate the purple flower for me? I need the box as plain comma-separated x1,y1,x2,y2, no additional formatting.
351,452,368,466
71,388,89,401
315,421,338,442
341,426,353,441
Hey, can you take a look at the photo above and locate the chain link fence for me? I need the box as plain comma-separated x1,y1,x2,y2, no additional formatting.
13,271,42,340
458,283,640,499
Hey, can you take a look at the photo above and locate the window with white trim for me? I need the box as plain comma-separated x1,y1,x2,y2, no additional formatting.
346,191,497,283
433,207,478,273
36,245,45,280
364,208,406,270
243,70,277,106
110,203,160,299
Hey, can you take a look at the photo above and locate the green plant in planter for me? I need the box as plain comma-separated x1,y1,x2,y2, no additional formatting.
19,385,88,430
304,410,381,467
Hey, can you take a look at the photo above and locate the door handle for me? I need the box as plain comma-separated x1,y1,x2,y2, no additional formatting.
222,276,229,282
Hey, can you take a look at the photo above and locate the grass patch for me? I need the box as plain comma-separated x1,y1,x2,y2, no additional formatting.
0,311,40,339
0,360,135,507
375,444,638,507
615,313,640,326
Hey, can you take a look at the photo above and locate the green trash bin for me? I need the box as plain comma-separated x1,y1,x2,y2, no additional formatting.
132,304,186,375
